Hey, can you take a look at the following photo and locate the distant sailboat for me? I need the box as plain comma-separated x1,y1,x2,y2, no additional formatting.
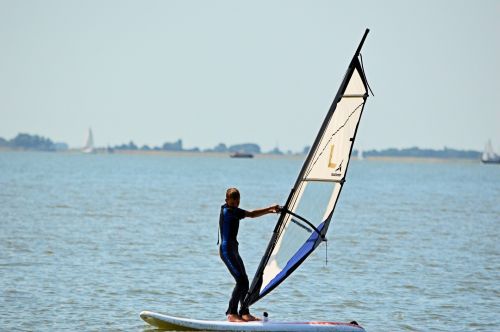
357,148,364,160
82,128,95,153
481,140,500,164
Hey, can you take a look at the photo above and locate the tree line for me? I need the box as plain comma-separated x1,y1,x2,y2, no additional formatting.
0,133,482,159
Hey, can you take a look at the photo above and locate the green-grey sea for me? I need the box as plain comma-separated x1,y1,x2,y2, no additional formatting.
1,151,499,331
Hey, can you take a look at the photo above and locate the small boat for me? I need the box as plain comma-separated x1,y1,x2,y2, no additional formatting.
82,128,95,153
357,148,364,160
230,152,254,158
481,140,500,164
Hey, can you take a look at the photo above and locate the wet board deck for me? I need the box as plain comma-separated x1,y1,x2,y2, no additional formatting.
139,311,366,332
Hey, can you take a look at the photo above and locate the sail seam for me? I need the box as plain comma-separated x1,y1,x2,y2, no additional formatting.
342,94,366,98
301,178,344,183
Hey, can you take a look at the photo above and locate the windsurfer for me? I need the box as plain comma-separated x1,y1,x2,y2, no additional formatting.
219,187,280,322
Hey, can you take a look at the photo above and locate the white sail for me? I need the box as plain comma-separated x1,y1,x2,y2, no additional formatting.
244,29,372,307
82,128,94,153
482,140,500,163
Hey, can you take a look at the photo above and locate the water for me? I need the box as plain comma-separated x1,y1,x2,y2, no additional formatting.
1,151,499,331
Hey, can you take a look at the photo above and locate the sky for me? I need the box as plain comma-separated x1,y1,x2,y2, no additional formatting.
0,0,498,152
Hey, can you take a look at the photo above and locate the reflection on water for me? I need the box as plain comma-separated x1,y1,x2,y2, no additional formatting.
0,152,499,331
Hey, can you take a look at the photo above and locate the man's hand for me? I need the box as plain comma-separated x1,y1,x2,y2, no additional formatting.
269,205,281,213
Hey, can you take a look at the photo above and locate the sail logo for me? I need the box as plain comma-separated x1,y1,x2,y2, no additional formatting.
328,145,342,176
328,145,337,169
335,161,343,173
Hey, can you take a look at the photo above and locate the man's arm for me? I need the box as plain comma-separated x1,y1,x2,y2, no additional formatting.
245,205,280,218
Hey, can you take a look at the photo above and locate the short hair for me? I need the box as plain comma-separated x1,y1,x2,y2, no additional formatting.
226,188,240,200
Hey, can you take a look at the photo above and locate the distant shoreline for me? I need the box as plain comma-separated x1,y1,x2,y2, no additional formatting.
0,147,304,159
0,148,483,163
364,156,479,163
1,133,486,160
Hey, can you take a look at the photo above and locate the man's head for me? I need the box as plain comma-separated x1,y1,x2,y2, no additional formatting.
225,188,240,208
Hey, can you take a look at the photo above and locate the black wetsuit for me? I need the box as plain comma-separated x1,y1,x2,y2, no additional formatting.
219,204,250,316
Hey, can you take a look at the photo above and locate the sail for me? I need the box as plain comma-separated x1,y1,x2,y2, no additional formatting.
482,141,491,161
358,148,364,160
82,128,94,153
244,29,371,307
482,140,500,163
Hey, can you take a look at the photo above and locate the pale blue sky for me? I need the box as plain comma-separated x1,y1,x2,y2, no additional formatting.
1,0,498,151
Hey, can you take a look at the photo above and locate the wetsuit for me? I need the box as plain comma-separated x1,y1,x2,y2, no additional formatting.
219,203,250,316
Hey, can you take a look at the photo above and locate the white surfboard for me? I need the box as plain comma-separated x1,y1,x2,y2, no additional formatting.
140,311,365,332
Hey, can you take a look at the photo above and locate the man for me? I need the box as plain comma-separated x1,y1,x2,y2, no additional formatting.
219,187,279,322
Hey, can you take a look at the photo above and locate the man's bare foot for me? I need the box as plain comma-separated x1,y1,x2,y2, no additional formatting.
227,314,245,322
241,314,261,321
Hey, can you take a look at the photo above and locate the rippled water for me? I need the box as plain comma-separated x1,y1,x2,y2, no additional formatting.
1,152,499,331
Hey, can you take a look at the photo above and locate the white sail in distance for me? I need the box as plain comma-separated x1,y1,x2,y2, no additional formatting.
482,140,500,163
358,148,364,160
82,128,94,153
244,29,372,307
